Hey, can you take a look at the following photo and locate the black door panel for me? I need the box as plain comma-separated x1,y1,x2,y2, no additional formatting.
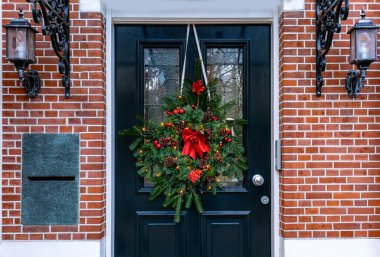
115,25,271,257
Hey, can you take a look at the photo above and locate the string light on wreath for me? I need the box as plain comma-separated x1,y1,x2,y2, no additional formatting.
120,25,248,222
120,74,248,222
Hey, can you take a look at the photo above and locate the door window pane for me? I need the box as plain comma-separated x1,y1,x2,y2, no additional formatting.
207,48,244,120
207,47,245,190
143,48,180,187
144,48,180,122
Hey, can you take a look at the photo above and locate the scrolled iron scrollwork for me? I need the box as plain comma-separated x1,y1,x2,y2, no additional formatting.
316,0,349,96
27,0,71,98
23,71,41,98
345,70,364,98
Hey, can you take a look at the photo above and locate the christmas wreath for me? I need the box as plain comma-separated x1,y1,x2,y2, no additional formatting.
120,64,248,222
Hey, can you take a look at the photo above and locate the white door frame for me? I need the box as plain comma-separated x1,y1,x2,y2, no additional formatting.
105,12,281,257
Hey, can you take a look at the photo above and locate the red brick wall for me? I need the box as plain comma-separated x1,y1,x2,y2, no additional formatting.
2,0,106,240
2,0,379,243
280,1,380,238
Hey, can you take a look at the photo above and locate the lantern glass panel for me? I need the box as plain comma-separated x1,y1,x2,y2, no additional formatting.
7,27,27,61
350,31,356,63
355,28,377,61
27,29,36,63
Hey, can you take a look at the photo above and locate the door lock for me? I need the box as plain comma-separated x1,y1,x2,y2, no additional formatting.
252,174,264,186
261,196,270,205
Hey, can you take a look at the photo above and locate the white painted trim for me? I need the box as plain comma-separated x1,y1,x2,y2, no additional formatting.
0,0,3,239
106,15,281,257
112,17,275,24
105,6,115,257
0,241,103,257
283,239,380,257
100,237,106,257
107,0,281,20
271,10,281,257
283,0,305,11
79,0,105,14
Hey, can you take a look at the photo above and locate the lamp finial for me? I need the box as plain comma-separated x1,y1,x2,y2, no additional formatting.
18,5,24,19
360,7,366,19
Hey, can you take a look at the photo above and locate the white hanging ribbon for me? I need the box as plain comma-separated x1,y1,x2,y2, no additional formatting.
180,24,190,94
180,24,210,100
192,25,210,100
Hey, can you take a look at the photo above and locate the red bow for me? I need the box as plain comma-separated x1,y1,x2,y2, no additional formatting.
182,128,210,159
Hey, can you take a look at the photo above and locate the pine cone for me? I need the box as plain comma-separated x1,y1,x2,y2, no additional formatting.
164,156,176,167
202,111,213,123
205,129,213,139
198,158,207,169
174,122,185,134
214,151,223,162
219,128,229,137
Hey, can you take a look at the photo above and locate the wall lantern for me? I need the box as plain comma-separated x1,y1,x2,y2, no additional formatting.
4,1,70,98
4,8,40,98
346,10,379,98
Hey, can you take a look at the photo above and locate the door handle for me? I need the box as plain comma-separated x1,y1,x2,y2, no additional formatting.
252,174,264,186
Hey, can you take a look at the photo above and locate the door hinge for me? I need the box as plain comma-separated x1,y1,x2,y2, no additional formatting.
275,139,282,171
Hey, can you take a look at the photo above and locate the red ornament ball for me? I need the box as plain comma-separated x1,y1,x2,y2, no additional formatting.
191,104,196,109
219,142,223,147
173,109,179,115
179,109,185,114
153,140,159,145
155,143,162,150
213,116,219,121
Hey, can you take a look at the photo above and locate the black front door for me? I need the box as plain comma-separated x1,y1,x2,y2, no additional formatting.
115,25,271,257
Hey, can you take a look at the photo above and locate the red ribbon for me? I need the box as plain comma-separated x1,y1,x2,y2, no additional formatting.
182,128,209,159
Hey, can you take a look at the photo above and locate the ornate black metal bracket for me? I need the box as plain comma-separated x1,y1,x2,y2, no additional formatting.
346,69,365,98
19,70,41,98
316,0,349,96
27,0,71,98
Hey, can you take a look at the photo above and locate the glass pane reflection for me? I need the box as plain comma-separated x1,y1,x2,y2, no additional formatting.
207,48,245,190
144,48,180,123
144,48,180,187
